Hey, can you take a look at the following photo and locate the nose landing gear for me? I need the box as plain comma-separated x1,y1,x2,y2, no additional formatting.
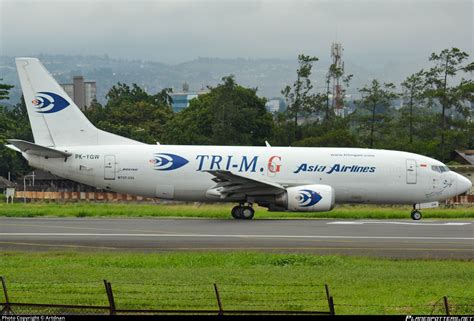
411,210,422,220
411,205,422,220
231,204,255,220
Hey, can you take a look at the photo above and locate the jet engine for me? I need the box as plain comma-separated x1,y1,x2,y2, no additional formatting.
275,184,335,212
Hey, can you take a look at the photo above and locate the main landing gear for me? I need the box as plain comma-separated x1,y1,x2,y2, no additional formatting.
231,204,255,220
411,205,422,220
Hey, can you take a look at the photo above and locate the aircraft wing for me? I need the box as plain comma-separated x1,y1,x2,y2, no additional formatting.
205,170,285,199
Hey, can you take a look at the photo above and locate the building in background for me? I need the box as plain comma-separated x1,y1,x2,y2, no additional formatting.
449,150,474,195
61,76,97,110
170,82,208,112
265,98,283,113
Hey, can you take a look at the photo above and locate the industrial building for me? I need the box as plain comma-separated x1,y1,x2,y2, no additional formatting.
60,76,97,110
169,82,208,112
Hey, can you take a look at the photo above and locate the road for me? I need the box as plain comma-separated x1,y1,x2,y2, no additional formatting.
0,217,472,258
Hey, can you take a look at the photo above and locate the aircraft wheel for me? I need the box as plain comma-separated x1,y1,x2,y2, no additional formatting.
231,206,242,219
240,206,255,220
411,210,422,220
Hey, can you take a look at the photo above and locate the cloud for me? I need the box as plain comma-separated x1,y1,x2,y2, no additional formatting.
1,0,472,63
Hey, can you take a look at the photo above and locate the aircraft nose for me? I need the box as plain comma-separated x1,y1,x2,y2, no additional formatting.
456,174,472,195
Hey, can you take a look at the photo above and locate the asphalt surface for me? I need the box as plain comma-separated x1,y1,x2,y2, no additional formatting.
0,217,473,258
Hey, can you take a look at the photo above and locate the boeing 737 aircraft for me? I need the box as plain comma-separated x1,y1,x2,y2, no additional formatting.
6,58,472,220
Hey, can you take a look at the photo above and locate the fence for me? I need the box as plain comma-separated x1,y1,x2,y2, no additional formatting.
14,191,157,203
446,194,474,205
0,277,472,315
0,277,335,315
13,191,474,204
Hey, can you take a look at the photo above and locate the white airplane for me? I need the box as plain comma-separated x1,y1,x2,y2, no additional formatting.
6,58,472,220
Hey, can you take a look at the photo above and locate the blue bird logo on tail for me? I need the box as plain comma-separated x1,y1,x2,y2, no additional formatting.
298,189,322,207
32,92,70,114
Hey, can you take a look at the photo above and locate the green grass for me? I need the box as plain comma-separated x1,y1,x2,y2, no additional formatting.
0,202,472,219
0,252,472,314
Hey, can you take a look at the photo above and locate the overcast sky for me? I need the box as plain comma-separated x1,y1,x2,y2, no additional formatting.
0,0,472,64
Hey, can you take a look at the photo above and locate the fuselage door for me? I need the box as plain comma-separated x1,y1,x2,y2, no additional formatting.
104,155,116,180
406,159,417,184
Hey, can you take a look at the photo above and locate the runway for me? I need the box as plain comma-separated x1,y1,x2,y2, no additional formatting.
0,217,473,258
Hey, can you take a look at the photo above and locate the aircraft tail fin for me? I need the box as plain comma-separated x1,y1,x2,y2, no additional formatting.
15,57,143,147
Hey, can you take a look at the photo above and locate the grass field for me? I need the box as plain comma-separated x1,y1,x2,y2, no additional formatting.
0,202,473,219
0,252,472,315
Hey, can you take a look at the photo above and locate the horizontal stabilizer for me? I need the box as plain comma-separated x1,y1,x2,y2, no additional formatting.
6,139,72,158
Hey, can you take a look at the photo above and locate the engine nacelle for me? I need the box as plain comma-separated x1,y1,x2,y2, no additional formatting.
275,184,335,212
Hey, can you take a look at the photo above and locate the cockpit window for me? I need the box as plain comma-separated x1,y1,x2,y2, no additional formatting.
431,165,450,173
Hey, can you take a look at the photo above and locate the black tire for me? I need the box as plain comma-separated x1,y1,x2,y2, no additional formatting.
231,206,242,219
240,206,255,220
411,210,422,220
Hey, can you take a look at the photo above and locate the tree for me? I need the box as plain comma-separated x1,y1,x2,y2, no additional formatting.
85,83,174,144
424,47,472,160
162,75,273,146
400,70,428,144
5,97,33,142
294,117,358,147
355,80,398,148
0,85,31,179
106,83,149,105
105,83,173,107
281,54,323,142
0,81,14,101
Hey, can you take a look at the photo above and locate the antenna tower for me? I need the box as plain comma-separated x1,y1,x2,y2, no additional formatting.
330,42,344,113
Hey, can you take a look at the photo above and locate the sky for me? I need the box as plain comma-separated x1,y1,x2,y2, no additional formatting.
0,0,472,65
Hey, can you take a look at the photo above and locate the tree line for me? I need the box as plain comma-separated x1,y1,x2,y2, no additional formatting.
0,47,472,179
